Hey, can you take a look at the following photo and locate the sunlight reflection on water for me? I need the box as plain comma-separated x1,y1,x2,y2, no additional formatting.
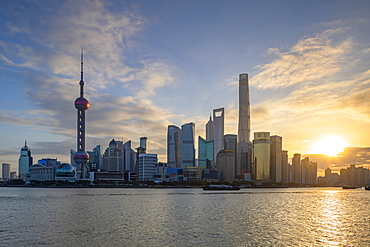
0,187,369,246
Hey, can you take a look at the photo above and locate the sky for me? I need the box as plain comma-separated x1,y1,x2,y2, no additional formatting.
1,0,370,176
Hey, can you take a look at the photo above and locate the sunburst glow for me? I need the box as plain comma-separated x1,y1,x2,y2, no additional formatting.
310,136,348,157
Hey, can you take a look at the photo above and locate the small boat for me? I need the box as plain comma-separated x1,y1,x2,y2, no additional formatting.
203,185,240,190
365,185,370,190
342,186,356,189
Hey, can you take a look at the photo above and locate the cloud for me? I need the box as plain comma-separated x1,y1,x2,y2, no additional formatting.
251,28,352,89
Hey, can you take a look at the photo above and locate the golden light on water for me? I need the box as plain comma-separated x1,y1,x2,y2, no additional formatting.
310,136,348,157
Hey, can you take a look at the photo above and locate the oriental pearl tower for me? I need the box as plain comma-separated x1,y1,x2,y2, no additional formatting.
74,50,90,180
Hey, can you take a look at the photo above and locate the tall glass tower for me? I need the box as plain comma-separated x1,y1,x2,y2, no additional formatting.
18,141,33,180
198,136,214,168
167,125,181,168
213,107,224,165
253,132,270,181
73,50,90,180
237,73,252,180
181,123,195,167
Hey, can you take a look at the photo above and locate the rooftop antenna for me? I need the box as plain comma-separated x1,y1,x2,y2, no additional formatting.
80,47,84,98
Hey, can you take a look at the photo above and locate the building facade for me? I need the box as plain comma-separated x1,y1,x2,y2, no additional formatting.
213,108,225,165
181,123,195,167
198,136,214,168
253,132,270,181
138,153,158,181
2,163,10,181
167,125,182,168
216,149,236,183
270,135,282,183
292,153,302,184
237,73,252,180
18,141,33,180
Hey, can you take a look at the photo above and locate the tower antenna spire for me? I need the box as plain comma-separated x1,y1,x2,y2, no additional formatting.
80,48,84,98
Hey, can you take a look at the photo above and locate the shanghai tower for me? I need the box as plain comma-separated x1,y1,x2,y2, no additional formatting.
74,50,90,180
237,73,252,180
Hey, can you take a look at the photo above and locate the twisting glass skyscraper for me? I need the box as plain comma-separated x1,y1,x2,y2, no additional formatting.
74,50,90,180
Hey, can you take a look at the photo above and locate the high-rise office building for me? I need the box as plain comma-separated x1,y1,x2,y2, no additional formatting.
253,132,270,181
18,141,33,180
292,153,301,184
198,136,214,168
2,163,10,181
216,149,236,183
138,153,157,181
224,134,237,178
281,150,289,183
213,108,224,165
301,156,310,184
181,123,195,167
206,115,214,142
270,135,282,183
167,125,182,168
102,139,136,173
237,73,252,180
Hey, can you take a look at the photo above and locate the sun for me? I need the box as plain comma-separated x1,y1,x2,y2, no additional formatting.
310,136,348,157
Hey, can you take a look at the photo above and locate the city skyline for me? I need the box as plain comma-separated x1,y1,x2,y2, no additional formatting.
1,1,370,175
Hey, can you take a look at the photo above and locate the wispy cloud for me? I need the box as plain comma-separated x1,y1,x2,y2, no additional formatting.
251,28,352,89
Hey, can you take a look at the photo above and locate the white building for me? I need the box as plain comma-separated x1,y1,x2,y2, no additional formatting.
2,163,10,181
138,153,157,181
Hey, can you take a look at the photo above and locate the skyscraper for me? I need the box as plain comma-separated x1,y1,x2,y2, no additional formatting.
205,115,214,142
237,73,252,180
2,163,10,182
224,134,237,178
198,136,214,168
18,141,33,180
292,153,301,184
167,125,182,168
73,50,90,180
270,135,282,183
213,107,224,164
138,153,157,181
253,132,270,181
216,149,236,183
181,123,195,167
281,150,289,183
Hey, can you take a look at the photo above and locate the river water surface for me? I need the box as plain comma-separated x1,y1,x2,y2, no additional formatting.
0,187,369,246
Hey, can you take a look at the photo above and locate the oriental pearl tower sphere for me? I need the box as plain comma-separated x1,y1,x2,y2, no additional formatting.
74,50,90,180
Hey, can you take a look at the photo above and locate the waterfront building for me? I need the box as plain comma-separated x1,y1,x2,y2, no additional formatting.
310,161,318,184
253,132,270,181
198,136,214,168
237,73,252,180
281,150,289,183
270,135,282,183
202,169,221,182
166,168,184,182
213,108,225,165
154,162,167,182
138,153,157,181
224,134,237,178
205,115,214,142
102,139,136,173
292,153,301,184
10,172,17,180
18,141,33,180
181,123,195,167
301,157,310,184
29,164,54,181
183,167,204,181
340,164,370,187
2,163,10,181
88,145,102,172
216,149,236,183
73,50,90,180
167,125,182,168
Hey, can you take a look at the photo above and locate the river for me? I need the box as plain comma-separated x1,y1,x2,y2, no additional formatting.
0,187,369,246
